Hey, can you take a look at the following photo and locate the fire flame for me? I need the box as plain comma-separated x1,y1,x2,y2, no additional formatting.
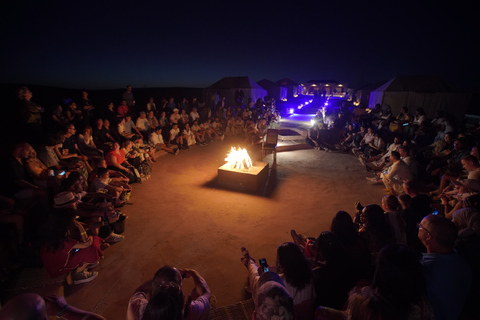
225,147,253,169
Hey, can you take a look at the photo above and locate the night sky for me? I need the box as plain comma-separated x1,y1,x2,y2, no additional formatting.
1,1,477,92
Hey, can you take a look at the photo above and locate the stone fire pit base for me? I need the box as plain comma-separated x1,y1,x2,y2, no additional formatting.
218,162,269,192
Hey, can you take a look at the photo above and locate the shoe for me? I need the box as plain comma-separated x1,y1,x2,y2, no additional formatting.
87,261,99,270
104,232,125,244
174,148,180,155
358,157,366,166
73,269,98,284
100,243,110,251
366,177,380,184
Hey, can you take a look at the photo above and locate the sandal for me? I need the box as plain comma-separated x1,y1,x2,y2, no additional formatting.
240,247,255,266
291,229,307,247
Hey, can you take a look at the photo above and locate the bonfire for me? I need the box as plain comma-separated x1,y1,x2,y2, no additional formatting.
225,147,253,170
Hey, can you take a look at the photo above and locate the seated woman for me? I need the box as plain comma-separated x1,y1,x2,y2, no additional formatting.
77,125,104,159
40,191,102,284
117,117,137,142
313,232,357,311
105,142,138,184
240,243,314,320
357,204,395,260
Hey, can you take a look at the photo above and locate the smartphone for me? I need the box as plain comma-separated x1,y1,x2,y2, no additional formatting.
259,258,269,273
403,123,408,126
58,171,66,176
432,208,439,215
73,248,80,253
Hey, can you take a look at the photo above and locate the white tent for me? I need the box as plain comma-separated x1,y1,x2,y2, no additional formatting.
368,76,471,120
204,76,268,107
257,79,287,101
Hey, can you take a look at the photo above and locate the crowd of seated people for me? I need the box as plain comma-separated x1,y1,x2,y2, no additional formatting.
4,86,480,319
0,85,283,318
264,103,478,319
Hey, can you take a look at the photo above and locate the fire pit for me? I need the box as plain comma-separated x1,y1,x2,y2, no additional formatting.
218,147,269,192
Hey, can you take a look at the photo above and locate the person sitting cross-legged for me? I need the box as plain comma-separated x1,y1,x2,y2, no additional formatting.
149,126,179,155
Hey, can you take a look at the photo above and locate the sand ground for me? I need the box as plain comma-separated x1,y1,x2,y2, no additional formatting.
7,129,385,319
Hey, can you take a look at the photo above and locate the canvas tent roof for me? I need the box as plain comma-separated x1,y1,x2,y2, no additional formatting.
204,76,268,106
276,78,300,87
372,76,457,93
368,76,471,120
206,76,265,90
257,79,287,101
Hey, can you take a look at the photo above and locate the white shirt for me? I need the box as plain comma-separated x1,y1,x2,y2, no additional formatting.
149,132,165,145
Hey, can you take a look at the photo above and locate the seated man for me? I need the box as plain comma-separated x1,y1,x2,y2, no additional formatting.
169,124,187,149
418,214,472,320
124,115,143,143
368,151,411,195
169,108,181,125
191,120,207,145
127,265,210,320
149,126,179,155
251,118,268,145
135,111,151,141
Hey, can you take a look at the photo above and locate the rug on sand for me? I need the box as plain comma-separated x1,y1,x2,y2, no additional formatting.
209,299,254,320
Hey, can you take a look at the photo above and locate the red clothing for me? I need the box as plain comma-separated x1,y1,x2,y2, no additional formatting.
106,149,126,167
41,236,103,278
118,105,129,117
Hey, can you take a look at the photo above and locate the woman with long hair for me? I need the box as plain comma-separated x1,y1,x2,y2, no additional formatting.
276,242,315,320
40,192,102,284
142,283,185,320
358,204,395,259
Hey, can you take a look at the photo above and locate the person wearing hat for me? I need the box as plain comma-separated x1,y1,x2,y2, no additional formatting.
40,191,103,284
169,108,181,125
